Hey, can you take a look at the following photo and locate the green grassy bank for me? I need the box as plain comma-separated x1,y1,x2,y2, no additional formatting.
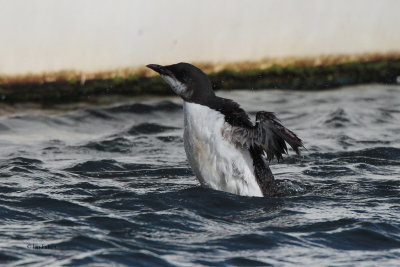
0,59,399,105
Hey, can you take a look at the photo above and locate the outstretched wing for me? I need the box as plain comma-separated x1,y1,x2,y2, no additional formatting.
229,111,303,162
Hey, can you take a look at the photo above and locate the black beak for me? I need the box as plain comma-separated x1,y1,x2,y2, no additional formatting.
146,64,167,75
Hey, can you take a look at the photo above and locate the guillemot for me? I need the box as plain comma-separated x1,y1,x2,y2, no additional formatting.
147,62,303,197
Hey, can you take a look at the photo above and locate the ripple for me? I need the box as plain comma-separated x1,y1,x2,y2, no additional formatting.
223,257,272,266
82,137,132,153
306,147,400,166
3,157,43,166
127,122,179,135
83,108,115,120
267,218,359,233
106,100,181,114
303,165,356,177
86,216,138,232
17,196,95,217
0,157,45,173
98,250,172,266
0,206,42,221
107,102,155,114
9,113,71,126
0,252,19,263
46,219,83,227
65,159,151,172
156,136,182,143
324,108,352,128
307,224,400,250
57,235,116,250
209,233,279,250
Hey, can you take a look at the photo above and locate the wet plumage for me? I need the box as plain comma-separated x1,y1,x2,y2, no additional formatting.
147,62,303,197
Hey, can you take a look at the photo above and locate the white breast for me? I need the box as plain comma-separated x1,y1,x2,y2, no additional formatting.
183,102,263,197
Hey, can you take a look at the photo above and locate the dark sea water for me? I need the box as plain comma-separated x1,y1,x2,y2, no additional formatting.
0,84,400,266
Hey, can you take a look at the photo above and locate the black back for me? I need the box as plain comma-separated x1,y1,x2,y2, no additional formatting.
205,97,277,197
195,95,277,197
207,97,254,128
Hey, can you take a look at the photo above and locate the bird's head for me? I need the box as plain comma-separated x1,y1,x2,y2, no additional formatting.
146,62,214,102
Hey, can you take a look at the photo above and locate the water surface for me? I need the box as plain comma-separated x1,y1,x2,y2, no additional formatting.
0,84,399,266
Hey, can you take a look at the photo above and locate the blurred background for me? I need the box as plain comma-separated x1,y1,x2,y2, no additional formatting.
1,0,399,75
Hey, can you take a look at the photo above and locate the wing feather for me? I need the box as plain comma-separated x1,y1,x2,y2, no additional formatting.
229,111,303,162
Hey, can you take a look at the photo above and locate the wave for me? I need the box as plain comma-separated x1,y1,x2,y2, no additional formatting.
127,123,179,135
105,100,181,114
307,222,400,250
82,137,132,153
306,147,400,166
64,159,152,172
